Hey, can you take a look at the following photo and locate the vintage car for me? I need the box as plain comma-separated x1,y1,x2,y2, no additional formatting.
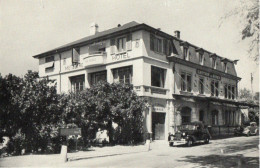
168,121,210,147
234,122,259,136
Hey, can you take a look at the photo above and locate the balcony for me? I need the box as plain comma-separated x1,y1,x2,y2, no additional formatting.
134,85,170,98
83,51,106,68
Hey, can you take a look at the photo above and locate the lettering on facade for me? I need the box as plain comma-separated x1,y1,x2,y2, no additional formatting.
112,52,130,61
65,63,83,71
197,69,221,80
152,103,165,112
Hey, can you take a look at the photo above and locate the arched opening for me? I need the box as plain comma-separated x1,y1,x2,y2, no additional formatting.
181,106,191,124
212,110,219,125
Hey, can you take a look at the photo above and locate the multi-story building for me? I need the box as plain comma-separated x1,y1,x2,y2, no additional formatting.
33,21,246,140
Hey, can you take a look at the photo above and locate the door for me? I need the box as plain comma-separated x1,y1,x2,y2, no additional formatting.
152,112,165,140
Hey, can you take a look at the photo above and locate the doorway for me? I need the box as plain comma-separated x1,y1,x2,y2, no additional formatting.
152,112,166,140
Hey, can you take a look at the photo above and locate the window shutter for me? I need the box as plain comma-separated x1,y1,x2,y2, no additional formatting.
72,48,80,63
126,34,132,51
110,39,115,54
163,39,167,55
150,34,154,51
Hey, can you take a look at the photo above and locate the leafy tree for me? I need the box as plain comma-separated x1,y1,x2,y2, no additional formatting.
0,71,62,154
62,82,147,145
220,0,259,62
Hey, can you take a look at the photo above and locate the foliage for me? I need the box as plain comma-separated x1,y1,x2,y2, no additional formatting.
220,0,259,62
62,82,147,145
238,88,259,104
0,73,146,155
248,108,259,125
0,71,62,154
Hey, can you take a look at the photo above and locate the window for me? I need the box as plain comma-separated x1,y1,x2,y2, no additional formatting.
210,80,219,97
150,34,164,53
224,62,227,73
231,86,235,99
180,72,192,92
199,52,203,65
45,56,54,63
212,110,218,125
90,71,107,86
181,107,191,124
151,66,165,88
199,78,204,94
70,75,85,92
224,84,228,98
117,37,126,52
212,58,216,69
113,66,132,84
183,47,188,60
228,85,231,99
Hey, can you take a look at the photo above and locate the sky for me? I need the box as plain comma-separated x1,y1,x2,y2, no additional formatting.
0,0,259,92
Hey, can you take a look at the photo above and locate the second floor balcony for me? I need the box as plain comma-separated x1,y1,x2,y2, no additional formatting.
83,51,107,68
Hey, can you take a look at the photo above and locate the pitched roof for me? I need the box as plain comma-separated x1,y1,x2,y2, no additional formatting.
33,21,140,58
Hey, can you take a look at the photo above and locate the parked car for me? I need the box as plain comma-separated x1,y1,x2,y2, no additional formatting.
168,121,211,147
234,122,259,136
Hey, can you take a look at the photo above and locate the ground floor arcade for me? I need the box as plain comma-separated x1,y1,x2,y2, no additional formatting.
144,95,245,140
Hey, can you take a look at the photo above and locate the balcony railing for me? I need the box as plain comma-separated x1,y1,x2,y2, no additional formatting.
83,51,106,68
134,85,169,96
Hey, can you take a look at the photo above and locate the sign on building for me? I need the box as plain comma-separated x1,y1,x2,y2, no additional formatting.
59,128,82,136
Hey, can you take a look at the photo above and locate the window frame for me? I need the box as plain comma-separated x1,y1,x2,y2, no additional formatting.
70,75,85,92
199,77,204,94
180,71,192,92
150,34,164,54
112,66,133,84
90,71,107,86
151,66,166,88
210,80,219,97
45,56,54,63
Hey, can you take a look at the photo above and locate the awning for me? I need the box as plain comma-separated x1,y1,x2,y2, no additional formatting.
172,93,259,108
45,62,54,68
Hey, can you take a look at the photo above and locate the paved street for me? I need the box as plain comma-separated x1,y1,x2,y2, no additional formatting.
0,136,259,167
61,136,259,167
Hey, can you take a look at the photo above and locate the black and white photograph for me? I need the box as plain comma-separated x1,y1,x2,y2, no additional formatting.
0,0,259,167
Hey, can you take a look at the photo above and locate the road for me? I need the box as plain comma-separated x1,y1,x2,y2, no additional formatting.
62,136,259,168
0,136,258,167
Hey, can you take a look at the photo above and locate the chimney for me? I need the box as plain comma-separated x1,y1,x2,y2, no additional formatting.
90,22,99,35
174,30,180,39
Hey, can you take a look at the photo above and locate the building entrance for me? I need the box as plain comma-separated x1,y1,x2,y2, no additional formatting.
152,112,165,140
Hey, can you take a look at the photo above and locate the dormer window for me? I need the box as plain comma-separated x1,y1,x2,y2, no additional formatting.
210,53,217,69
221,58,230,73
180,41,189,61
196,48,204,65
224,62,227,73
212,58,216,69
183,47,188,60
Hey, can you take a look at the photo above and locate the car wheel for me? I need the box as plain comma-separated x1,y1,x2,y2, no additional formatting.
204,137,209,144
169,142,173,147
187,140,193,147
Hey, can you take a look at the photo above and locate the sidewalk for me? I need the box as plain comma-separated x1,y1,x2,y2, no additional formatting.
67,144,148,161
0,144,149,167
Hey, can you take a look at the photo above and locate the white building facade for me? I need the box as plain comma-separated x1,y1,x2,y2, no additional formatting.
34,21,245,140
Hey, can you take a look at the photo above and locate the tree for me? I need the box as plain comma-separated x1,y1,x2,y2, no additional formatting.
62,81,147,145
0,71,62,154
220,0,259,62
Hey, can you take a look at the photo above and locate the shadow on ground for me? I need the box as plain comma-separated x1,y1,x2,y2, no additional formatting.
179,154,259,168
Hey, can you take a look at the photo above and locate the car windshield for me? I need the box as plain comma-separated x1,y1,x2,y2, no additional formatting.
179,125,196,131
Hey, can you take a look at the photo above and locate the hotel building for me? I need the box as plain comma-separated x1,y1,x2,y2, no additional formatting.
33,21,248,140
